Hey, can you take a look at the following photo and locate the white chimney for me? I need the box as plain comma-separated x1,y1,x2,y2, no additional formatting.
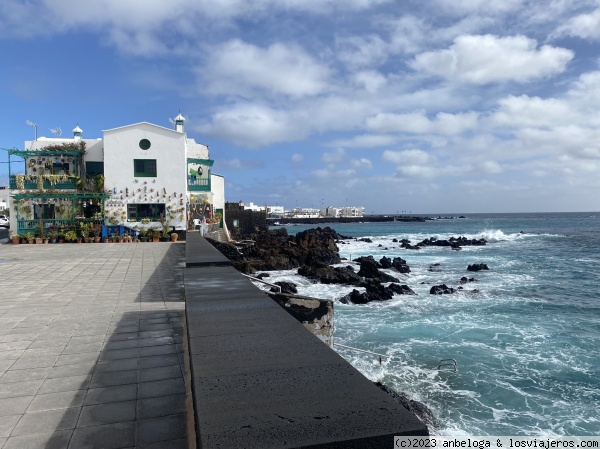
174,112,185,133
73,124,83,141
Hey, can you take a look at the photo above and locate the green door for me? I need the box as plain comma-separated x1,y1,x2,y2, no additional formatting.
216,208,224,228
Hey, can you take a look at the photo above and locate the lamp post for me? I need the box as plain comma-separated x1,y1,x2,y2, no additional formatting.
26,120,38,141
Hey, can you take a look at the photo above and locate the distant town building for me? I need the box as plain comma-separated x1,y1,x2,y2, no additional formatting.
266,205,284,217
324,206,364,218
240,201,266,212
289,207,320,219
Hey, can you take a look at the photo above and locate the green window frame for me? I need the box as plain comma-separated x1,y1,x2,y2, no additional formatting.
86,161,104,176
127,203,165,221
134,159,157,177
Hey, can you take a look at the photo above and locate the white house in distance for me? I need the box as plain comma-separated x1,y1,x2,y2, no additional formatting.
3,112,225,235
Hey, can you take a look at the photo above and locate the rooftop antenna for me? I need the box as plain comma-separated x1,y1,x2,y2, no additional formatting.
50,127,62,137
169,117,176,129
26,120,38,140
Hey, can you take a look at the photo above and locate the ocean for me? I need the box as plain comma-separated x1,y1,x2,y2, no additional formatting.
262,212,600,436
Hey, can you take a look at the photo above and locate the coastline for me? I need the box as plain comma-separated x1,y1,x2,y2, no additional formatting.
267,215,430,225
241,214,600,436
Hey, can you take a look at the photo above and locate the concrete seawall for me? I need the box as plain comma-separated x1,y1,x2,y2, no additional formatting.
184,233,428,448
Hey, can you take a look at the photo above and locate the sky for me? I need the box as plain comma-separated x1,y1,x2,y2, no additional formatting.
1,0,600,214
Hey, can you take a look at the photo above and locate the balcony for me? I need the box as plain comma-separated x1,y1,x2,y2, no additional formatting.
188,176,211,192
10,175,77,190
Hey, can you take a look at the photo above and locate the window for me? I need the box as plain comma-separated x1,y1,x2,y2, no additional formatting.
86,161,104,176
139,139,151,150
127,203,165,221
134,159,157,177
52,162,69,175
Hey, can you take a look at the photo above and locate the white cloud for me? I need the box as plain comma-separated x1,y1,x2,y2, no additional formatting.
490,95,575,128
311,168,357,178
432,0,523,16
291,154,304,163
382,149,435,166
351,158,373,168
367,111,478,135
479,160,503,174
568,71,600,106
552,8,600,41
329,134,397,148
394,165,438,179
352,70,387,93
0,0,391,43
336,34,389,68
410,34,573,84
197,103,305,148
201,39,332,99
322,148,346,164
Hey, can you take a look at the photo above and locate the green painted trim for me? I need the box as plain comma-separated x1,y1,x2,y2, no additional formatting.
188,184,211,192
5,149,83,158
187,158,214,166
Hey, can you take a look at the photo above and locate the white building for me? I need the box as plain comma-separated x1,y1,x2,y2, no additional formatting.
289,207,320,219
3,113,226,234
242,202,266,212
266,205,285,217
324,206,364,218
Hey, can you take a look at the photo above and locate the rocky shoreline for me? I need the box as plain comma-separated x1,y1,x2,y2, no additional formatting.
206,226,473,433
207,226,488,304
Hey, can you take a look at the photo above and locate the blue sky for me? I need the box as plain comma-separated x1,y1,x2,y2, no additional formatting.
1,0,599,214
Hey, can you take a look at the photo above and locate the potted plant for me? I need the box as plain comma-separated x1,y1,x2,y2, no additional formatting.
79,223,91,243
170,232,179,242
48,228,59,243
151,230,160,242
10,231,20,245
24,232,35,244
91,224,102,243
64,230,78,243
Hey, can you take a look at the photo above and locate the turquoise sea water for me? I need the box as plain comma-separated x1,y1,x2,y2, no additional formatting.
265,213,600,436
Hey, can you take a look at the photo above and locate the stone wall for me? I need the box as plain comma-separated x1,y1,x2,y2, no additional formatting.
224,207,267,240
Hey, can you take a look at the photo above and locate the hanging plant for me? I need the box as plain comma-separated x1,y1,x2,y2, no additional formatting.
15,174,25,189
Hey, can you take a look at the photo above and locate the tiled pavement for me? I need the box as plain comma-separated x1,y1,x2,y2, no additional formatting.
0,242,188,449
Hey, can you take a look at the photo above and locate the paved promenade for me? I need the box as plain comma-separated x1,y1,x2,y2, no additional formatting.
0,242,187,449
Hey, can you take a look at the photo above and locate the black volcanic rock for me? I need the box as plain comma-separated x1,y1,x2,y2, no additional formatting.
339,282,415,304
467,263,489,272
270,281,298,294
357,257,399,282
211,227,344,274
298,264,362,285
430,284,456,294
